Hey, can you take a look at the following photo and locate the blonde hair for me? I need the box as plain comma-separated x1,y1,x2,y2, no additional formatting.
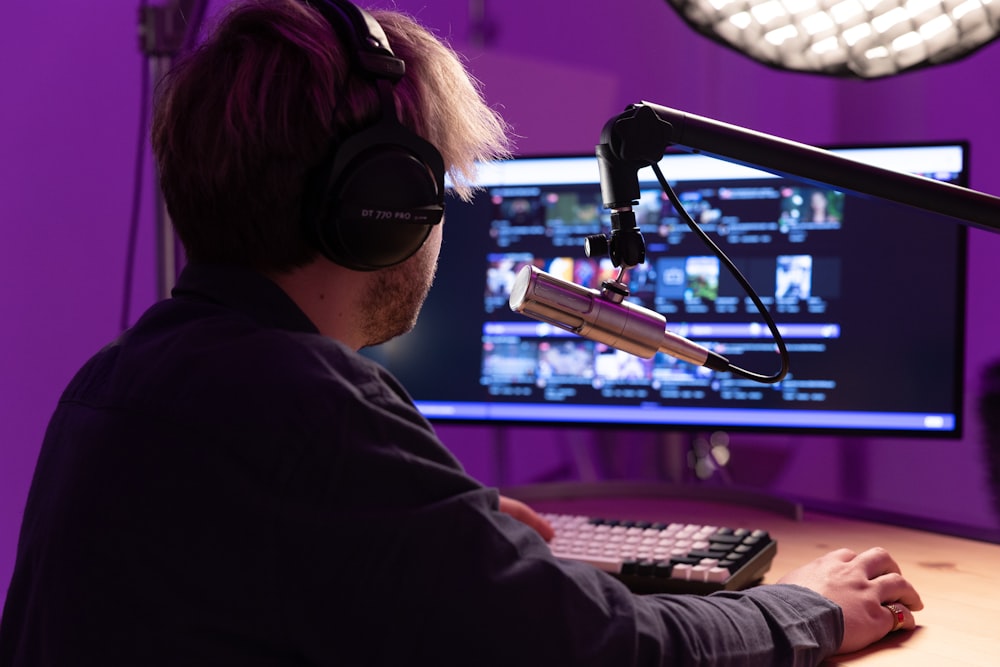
372,10,510,201
152,0,510,270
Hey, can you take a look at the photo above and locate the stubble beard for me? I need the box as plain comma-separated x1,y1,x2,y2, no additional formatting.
359,248,438,348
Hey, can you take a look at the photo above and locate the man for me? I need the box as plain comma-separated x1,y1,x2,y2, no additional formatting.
0,1,921,664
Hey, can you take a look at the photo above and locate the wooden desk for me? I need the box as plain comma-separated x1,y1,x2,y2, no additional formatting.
505,483,1000,667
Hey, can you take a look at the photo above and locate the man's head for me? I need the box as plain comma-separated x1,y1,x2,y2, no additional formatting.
151,0,510,273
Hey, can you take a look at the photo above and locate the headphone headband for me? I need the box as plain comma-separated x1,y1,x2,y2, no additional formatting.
311,0,405,80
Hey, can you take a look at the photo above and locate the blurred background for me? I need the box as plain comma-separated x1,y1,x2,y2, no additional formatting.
3,0,1000,598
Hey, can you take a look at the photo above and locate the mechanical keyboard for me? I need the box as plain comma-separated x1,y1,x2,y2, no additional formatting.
542,512,777,595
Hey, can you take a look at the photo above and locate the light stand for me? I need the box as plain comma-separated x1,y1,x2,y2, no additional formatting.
137,1,207,300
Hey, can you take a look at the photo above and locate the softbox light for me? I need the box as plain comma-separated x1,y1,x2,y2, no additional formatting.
666,0,1000,78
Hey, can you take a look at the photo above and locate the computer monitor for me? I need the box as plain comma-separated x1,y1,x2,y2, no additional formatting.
364,143,968,436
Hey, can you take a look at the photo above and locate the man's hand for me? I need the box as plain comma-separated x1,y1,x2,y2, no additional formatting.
778,547,924,654
498,495,555,542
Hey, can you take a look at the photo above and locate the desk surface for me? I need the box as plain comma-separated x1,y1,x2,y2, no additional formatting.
506,483,1000,667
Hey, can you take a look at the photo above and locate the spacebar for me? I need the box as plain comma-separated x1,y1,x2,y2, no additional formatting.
551,551,623,574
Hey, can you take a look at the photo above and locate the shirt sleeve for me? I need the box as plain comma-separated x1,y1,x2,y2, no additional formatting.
633,583,844,665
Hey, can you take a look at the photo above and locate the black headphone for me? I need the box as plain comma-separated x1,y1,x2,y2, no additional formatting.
302,0,446,271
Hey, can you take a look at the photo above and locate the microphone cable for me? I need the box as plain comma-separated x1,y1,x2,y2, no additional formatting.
651,163,790,384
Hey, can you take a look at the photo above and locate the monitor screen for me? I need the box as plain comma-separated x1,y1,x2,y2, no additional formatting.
364,143,968,436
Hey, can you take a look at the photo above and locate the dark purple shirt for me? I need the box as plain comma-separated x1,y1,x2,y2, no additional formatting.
1,263,842,665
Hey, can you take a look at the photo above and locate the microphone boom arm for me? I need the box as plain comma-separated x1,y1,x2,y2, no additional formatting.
597,102,1000,234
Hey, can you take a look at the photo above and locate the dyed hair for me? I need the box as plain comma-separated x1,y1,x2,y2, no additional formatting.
151,0,510,271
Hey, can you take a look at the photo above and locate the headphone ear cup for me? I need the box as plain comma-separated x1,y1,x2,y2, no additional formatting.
307,120,445,271
299,1,446,271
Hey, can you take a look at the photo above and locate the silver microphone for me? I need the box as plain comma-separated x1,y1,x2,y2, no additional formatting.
508,265,730,372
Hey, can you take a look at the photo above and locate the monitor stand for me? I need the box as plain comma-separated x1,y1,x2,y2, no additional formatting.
498,429,803,520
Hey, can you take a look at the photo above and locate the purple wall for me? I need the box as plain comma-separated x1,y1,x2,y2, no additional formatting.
3,0,1000,598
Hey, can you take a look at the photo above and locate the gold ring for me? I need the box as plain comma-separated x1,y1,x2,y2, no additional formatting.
884,602,905,632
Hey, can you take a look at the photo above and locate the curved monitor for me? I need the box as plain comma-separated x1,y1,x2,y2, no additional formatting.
364,144,968,436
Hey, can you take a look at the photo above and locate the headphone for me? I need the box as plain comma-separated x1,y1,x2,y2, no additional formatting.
302,0,446,271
